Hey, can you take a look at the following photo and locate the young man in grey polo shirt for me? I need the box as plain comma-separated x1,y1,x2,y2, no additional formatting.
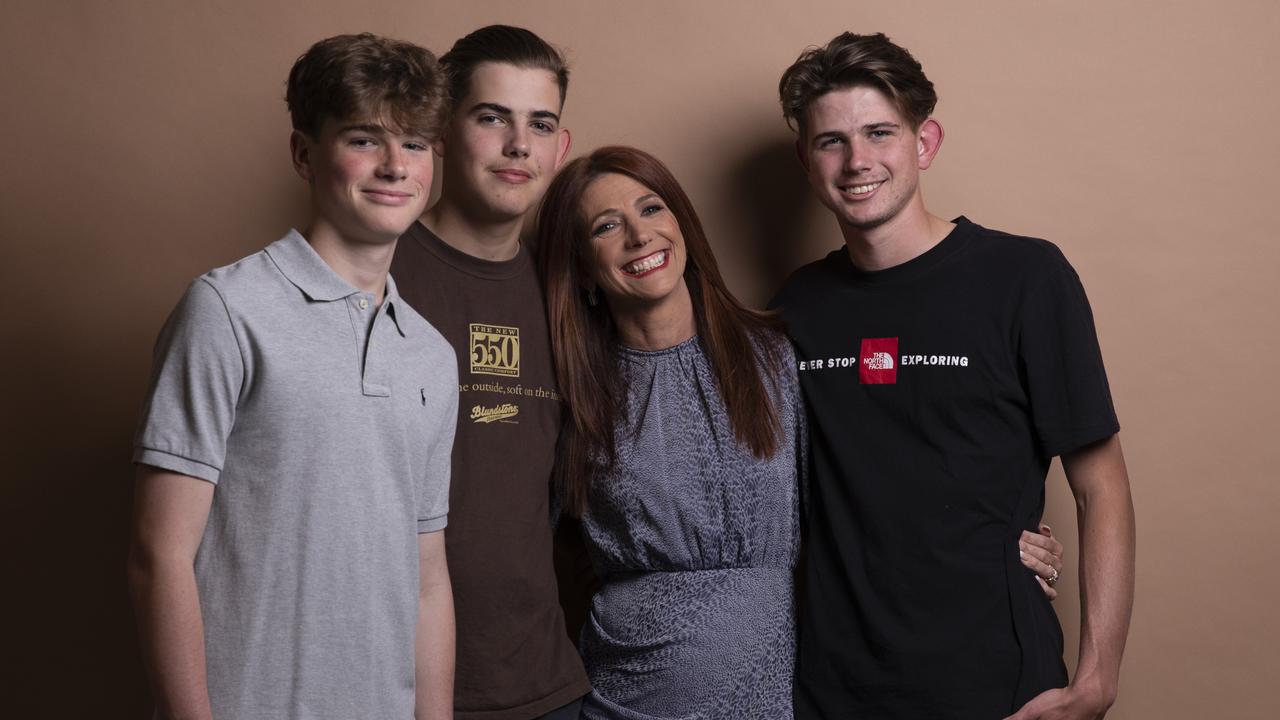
129,34,458,720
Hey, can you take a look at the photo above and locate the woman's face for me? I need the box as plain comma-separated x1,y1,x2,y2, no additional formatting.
580,172,689,313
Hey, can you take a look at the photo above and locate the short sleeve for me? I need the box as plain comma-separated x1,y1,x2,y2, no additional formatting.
416,357,457,534
133,279,244,483
1017,256,1120,457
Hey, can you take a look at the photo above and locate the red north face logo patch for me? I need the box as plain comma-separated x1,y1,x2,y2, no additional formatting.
859,337,898,384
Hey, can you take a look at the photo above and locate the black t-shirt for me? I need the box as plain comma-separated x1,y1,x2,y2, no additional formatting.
773,217,1119,719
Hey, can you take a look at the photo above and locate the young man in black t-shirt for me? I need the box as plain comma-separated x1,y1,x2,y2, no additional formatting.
772,33,1136,720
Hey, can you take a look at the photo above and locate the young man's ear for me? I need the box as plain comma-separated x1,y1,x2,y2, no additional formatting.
916,118,944,170
554,127,573,171
431,125,449,159
290,130,315,182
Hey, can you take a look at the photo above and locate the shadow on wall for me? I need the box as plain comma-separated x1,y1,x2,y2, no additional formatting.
3,326,149,717
0,170,310,719
724,136,829,304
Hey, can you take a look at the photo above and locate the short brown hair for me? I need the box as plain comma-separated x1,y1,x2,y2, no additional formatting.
779,32,936,134
440,25,569,107
535,146,784,515
286,33,449,140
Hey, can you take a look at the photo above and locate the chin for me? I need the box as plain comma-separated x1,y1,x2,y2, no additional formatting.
489,193,536,218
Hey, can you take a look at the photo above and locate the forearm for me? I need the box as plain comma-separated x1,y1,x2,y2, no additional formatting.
415,537,454,719
128,551,213,720
1068,437,1136,707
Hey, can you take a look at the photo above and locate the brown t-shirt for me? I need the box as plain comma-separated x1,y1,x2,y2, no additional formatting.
391,222,589,718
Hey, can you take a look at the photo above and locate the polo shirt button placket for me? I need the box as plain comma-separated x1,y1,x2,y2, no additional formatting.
357,294,391,398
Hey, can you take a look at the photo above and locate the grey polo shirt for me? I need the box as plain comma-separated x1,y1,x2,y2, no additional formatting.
134,230,457,720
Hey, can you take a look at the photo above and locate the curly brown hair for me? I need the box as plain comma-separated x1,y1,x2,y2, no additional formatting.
779,32,936,134
286,33,449,140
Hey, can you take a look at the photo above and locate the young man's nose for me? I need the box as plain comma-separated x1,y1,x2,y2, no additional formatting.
377,145,408,179
504,125,531,158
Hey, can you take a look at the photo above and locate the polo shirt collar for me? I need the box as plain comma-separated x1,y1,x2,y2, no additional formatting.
267,230,411,338
383,273,409,338
267,230,360,302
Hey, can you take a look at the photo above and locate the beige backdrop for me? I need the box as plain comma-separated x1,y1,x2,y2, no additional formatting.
3,1,1277,717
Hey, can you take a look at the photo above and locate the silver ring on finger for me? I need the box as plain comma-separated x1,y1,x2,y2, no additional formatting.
1046,568,1060,587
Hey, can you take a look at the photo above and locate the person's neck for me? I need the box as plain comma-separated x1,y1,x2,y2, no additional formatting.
611,283,698,352
423,196,524,262
841,199,954,272
301,220,393,305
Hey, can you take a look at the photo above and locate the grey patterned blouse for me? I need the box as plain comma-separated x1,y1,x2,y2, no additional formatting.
578,333,806,719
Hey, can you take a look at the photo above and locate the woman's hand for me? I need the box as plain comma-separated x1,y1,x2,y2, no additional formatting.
1020,524,1064,600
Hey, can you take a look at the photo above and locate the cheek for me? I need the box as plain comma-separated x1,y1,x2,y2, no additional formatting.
600,248,625,281
532,138,561,167
414,158,434,189
461,130,502,163
808,156,839,186
327,154,368,188
585,242,613,283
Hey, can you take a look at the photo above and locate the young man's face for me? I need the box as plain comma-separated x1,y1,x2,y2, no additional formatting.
799,85,938,233
292,116,434,245
440,62,571,222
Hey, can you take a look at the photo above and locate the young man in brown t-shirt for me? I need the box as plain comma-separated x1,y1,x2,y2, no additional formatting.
389,25,587,720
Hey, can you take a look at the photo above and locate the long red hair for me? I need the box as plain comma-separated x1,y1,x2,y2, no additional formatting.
536,146,784,515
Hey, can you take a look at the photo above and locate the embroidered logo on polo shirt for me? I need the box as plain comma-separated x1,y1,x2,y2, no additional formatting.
859,337,898,384
469,323,520,378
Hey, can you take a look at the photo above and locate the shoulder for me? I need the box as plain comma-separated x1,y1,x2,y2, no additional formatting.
198,246,279,298
958,219,1077,279
770,249,847,310
751,326,795,363
393,299,457,366
748,326,800,394
164,246,274,332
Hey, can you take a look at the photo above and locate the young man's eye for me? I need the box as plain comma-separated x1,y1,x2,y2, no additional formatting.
350,137,377,148
819,137,844,148
531,121,554,134
404,141,429,152
478,114,504,126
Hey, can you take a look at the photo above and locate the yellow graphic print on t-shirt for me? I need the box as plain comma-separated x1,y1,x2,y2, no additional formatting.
470,323,520,377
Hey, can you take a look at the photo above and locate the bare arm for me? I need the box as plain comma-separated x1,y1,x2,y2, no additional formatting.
1006,434,1135,720
414,530,454,719
127,465,216,720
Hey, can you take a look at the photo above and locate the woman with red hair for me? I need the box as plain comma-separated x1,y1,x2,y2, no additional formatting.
537,146,804,718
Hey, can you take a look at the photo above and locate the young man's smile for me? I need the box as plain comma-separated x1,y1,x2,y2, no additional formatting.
802,85,934,234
